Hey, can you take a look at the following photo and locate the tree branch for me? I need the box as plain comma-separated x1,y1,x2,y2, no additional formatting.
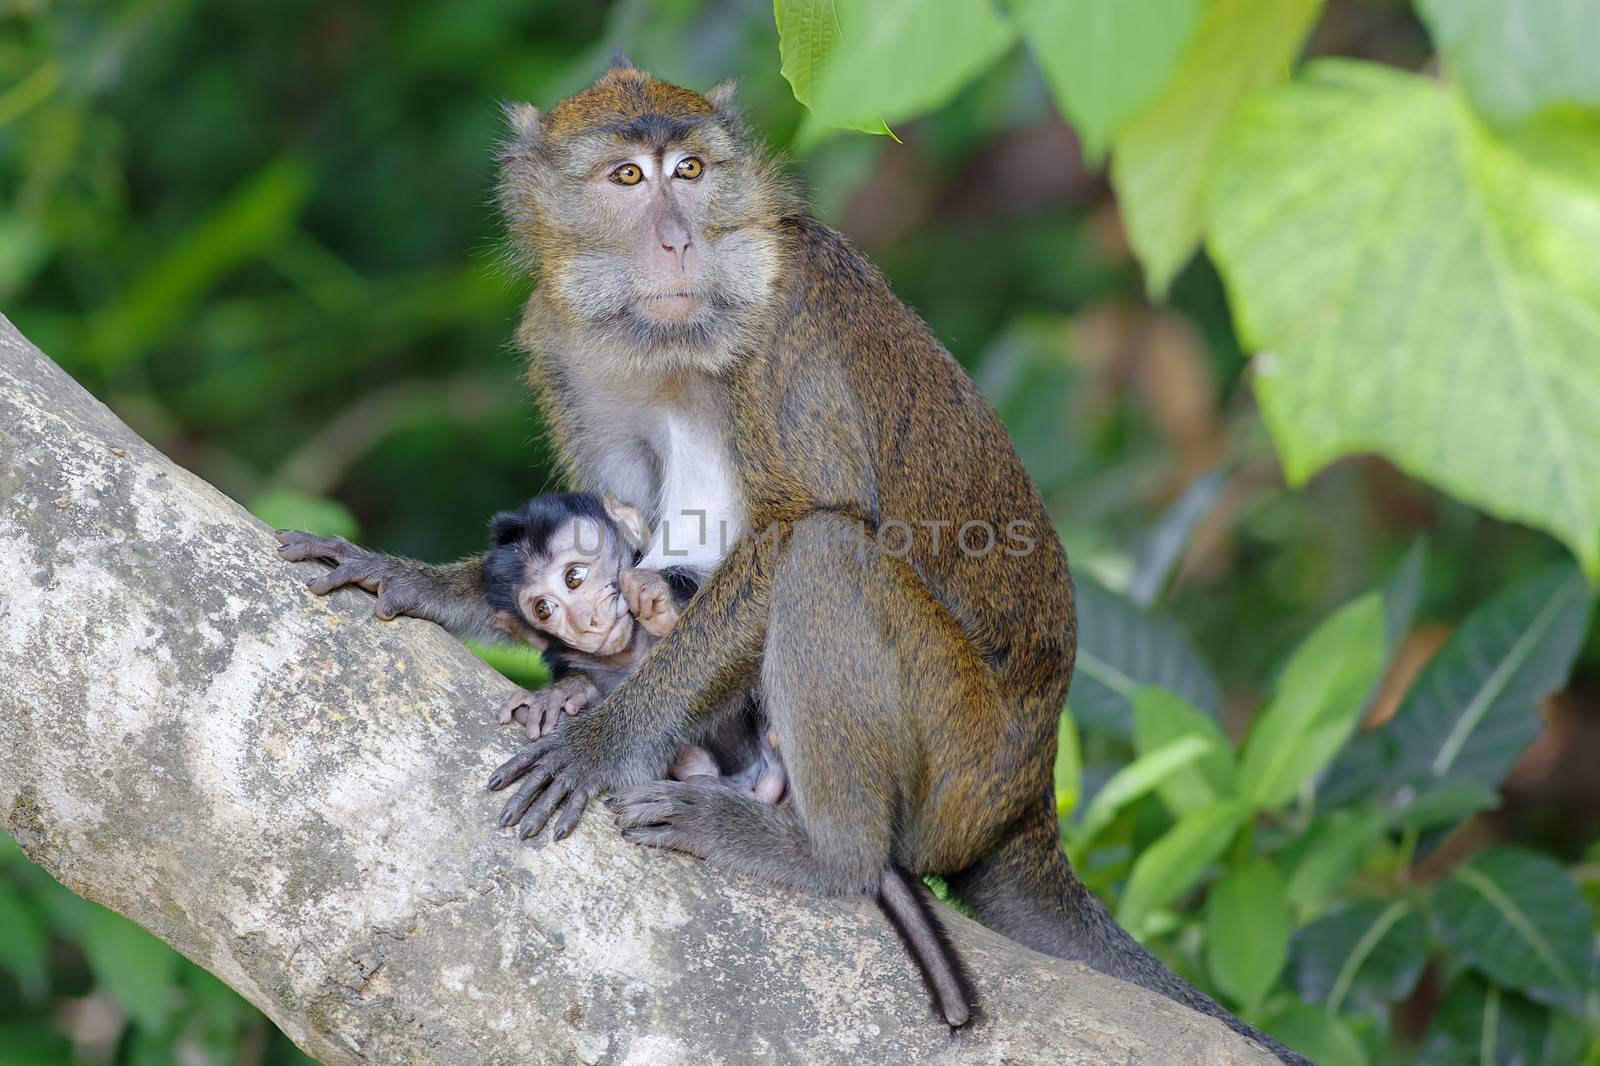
0,315,1274,1065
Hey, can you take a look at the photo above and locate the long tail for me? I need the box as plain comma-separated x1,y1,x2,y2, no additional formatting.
948,800,1311,1065
876,863,973,1028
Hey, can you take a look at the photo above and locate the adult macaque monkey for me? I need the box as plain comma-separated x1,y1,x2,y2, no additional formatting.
286,58,1303,1061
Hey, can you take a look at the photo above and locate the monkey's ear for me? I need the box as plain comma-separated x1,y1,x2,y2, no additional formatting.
488,510,526,547
606,49,636,73
498,101,542,163
603,496,652,553
491,609,547,650
707,78,739,113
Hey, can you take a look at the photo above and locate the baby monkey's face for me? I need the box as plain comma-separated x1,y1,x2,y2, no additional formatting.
520,517,633,656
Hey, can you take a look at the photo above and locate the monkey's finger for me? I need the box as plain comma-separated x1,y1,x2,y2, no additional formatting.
276,532,348,563
305,563,371,596
551,788,592,841
517,779,573,840
498,689,531,725
497,765,554,827
537,702,561,737
374,592,409,621
621,824,707,858
487,737,558,790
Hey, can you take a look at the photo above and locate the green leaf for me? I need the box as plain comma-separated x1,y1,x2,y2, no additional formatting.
1012,0,1205,164
776,0,1016,137
1069,572,1222,737
1126,467,1228,609
1290,900,1429,1015
1118,798,1250,935
1237,592,1386,809
1205,859,1289,1012
0,880,48,1000
1054,709,1083,817
1076,733,1218,844
1416,974,1564,1066
250,490,360,541
1387,779,1500,832
80,907,181,1032
1434,847,1593,1014
1262,998,1369,1066
0,1020,72,1066
1207,61,1600,576
1417,0,1600,126
773,0,892,137
1132,686,1235,814
84,157,312,372
1283,807,1386,909
1330,561,1591,812
1382,538,1429,654
1110,0,1321,296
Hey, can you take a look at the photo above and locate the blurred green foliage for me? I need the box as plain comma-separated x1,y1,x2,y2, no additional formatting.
3,0,1599,1063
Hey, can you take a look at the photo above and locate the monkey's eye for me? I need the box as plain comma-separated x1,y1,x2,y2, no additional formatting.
533,598,554,621
674,156,704,180
564,565,588,589
609,163,643,186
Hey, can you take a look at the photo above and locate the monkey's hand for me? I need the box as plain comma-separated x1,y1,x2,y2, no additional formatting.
498,676,595,739
619,567,678,637
488,695,663,842
275,531,420,621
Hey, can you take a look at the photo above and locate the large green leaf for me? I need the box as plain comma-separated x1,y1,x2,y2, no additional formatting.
1075,733,1218,845
1415,974,1576,1066
1109,0,1321,296
1434,847,1594,1014
1262,999,1368,1066
1326,561,1591,813
1205,859,1289,1013
1290,900,1429,1016
773,0,892,137
1012,0,1205,164
80,907,181,1032
776,0,1015,137
1132,686,1235,814
1236,593,1386,809
1069,572,1222,737
1208,61,1600,576
1117,799,1250,935
1282,807,1386,910
1418,0,1600,125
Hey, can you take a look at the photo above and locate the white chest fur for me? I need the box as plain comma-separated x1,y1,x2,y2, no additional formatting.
638,413,744,575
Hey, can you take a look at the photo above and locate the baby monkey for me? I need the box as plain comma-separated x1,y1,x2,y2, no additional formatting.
482,492,783,806
480,492,968,1026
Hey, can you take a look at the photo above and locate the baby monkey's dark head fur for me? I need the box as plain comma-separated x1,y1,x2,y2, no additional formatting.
483,492,649,657
497,57,797,372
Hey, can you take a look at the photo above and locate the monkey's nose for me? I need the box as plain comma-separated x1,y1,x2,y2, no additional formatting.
657,216,692,268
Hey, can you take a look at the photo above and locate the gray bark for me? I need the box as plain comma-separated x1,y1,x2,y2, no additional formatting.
0,314,1276,1065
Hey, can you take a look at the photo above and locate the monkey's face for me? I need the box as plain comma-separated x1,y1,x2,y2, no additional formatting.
516,517,635,657
498,67,789,362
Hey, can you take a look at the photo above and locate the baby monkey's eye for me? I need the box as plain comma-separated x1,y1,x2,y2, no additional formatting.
674,156,703,180
565,565,588,589
533,598,554,621
610,163,643,186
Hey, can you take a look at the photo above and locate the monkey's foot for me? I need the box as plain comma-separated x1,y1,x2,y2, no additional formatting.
609,780,750,859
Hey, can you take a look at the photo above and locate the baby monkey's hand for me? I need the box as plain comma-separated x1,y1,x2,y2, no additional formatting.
498,675,597,739
619,568,678,637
